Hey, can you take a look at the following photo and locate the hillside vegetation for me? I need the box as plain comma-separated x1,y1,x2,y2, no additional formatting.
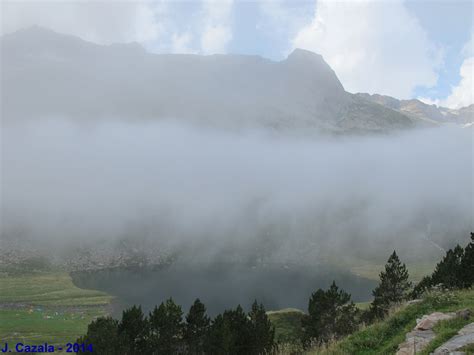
312,289,473,354
267,308,305,344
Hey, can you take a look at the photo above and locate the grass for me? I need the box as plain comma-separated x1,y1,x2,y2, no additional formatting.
0,308,109,345
355,302,371,311
0,272,113,345
319,251,440,283
350,262,437,282
267,308,305,344
312,289,474,355
460,343,474,354
0,272,111,306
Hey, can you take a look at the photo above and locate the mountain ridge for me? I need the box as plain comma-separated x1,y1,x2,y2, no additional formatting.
356,93,473,126
3,26,467,133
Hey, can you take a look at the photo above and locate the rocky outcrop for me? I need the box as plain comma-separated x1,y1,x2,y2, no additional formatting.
397,310,474,355
396,312,457,355
0,236,173,272
356,93,474,125
415,312,457,331
397,329,436,355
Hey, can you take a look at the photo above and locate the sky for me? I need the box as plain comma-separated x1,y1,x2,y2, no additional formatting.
1,0,473,107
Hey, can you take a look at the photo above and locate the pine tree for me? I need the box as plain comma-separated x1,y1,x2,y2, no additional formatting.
248,300,275,354
430,244,464,289
412,233,474,295
77,317,121,354
460,232,474,287
206,305,253,355
149,298,184,354
302,281,359,347
118,305,149,354
206,313,235,354
410,275,432,299
368,251,411,320
184,299,210,354
226,305,253,354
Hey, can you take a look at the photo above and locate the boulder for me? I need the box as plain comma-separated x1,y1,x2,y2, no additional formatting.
458,322,474,335
415,312,456,330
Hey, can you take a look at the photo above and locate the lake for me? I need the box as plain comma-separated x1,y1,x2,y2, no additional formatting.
72,262,376,316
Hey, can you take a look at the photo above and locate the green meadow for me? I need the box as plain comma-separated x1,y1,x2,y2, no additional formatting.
0,272,112,345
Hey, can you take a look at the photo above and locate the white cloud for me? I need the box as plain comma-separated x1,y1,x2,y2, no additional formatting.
201,25,232,54
438,57,473,109
1,0,234,55
171,32,197,54
439,34,473,109
1,0,164,44
257,0,315,58
420,34,473,109
154,0,234,54
200,0,234,54
292,0,442,99
417,97,440,107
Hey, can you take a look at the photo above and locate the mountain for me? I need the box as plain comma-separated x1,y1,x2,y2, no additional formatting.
2,26,420,133
356,93,473,126
456,105,474,126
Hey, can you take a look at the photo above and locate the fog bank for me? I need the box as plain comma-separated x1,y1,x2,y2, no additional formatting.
1,120,472,263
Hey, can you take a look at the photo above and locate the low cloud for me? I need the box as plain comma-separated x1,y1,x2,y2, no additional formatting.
1,119,472,263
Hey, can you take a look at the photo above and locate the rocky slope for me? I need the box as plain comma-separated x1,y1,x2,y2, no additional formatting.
397,309,473,355
356,93,474,126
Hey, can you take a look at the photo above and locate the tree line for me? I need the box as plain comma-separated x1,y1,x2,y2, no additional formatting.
77,299,275,355
412,232,474,296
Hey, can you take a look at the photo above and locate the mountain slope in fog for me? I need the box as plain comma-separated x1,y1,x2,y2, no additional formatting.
1,26,417,133
356,93,473,126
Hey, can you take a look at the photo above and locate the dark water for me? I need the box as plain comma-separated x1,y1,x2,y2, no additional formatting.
72,263,376,316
